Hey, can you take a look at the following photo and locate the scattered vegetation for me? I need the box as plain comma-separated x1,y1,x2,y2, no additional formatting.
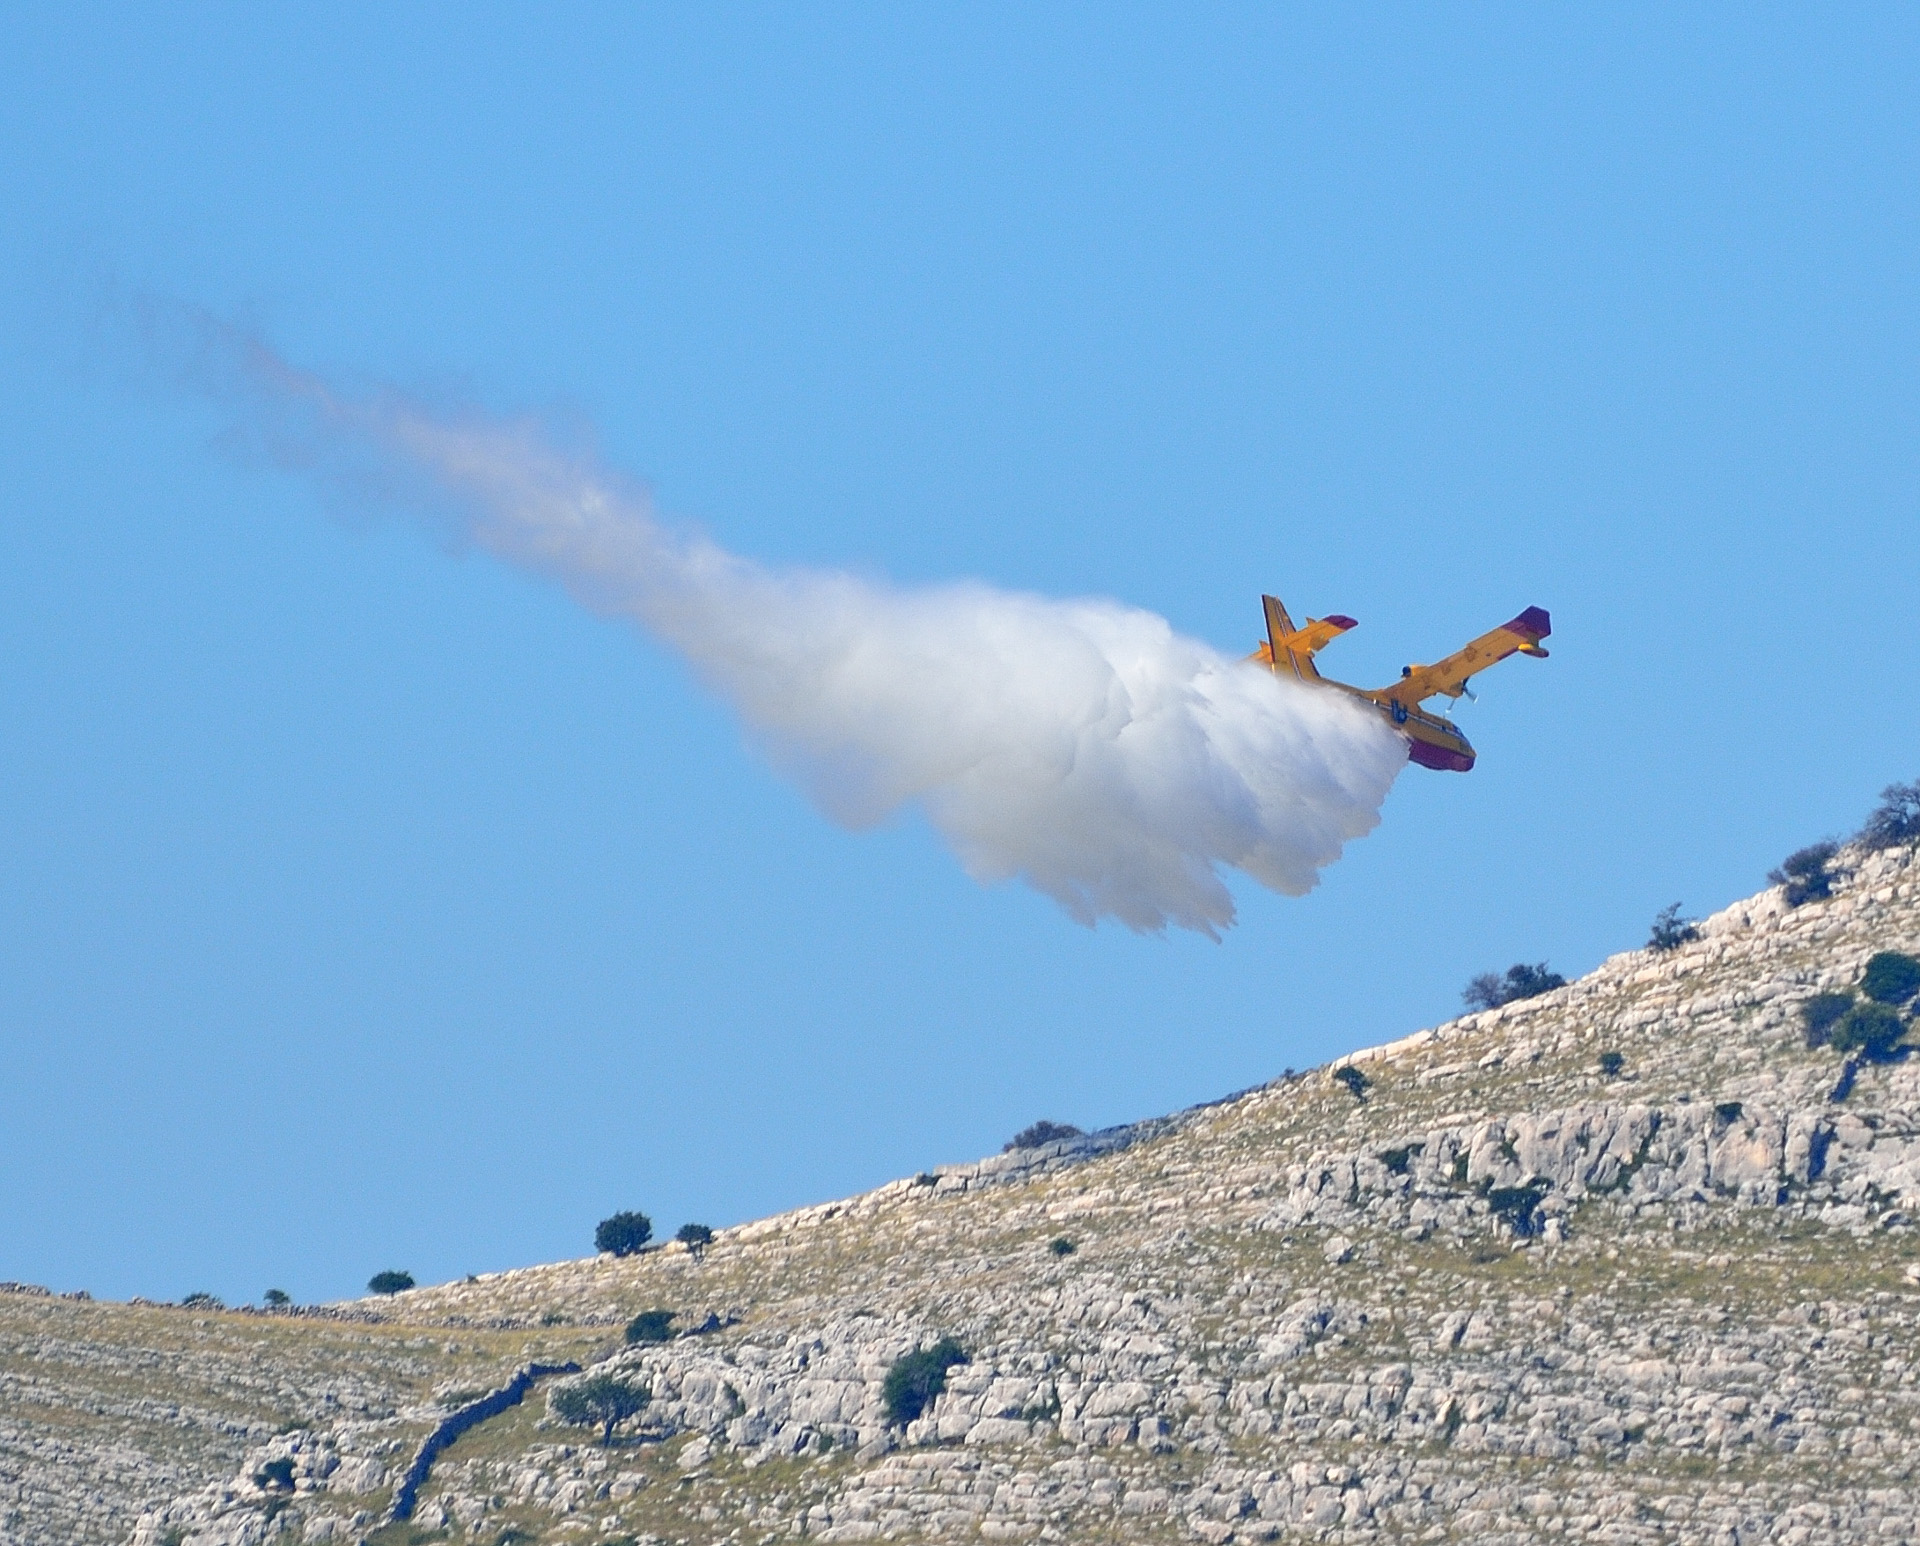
1859,780,1920,851
550,1372,651,1447
1597,1051,1625,1078
1647,903,1700,953
1484,1182,1550,1237
1801,992,1855,1049
595,1211,653,1257
882,1337,969,1426
1770,841,1839,907
1048,1237,1076,1257
1861,950,1920,1006
367,1271,414,1296
179,1292,222,1310
625,1309,676,1345
262,1289,291,1308
1829,1002,1907,1061
1463,962,1566,1011
539,1311,567,1326
1004,1121,1083,1151
674,1223,714,1258
1332,1065,1370,1101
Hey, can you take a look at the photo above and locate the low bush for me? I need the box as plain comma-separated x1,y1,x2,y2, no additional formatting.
550,1372,651,1446
883,1337,969,1427
1647,903,1700,953
1597,1051,1625,1078
180,1292,222,1310
262,1289,291,1308
595,1211,653,1258
1714,1101,1744,1124
1859,781,1920,851
674,1223,715,1258
1048,1237,1076,1257
1830,1002,1907,1061
1004,1121,1083,1152
1801,992,1854,1048
1484,1182,1550,1238
1463,962,1566,1012
1862,951,1920,1007
625,1309,676,1344
1770,842,1839,907
1332,1065,1369,1101
367,1271,413,1296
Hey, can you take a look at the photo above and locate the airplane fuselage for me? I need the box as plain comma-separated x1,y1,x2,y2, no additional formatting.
1250,645,1476,770
1338,683,1476,772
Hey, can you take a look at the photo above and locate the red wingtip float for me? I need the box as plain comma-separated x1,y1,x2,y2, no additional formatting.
1250,596,1551,772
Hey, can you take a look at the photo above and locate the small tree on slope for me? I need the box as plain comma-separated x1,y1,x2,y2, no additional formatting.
550,1373,650,1447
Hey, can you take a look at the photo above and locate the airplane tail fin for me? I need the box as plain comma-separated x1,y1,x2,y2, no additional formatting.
1259,595,1356,683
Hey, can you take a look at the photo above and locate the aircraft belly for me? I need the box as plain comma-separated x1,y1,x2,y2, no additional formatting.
1406,737,1475,773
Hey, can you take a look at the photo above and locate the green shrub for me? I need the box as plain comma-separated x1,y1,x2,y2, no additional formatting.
550,1372,650,1446
1770,842,1839,907
1597,1051,1625,1078
1463,962,1566,1011
1004,1121,1083,1152
1714,1101,1744,1124
180,1292,222,1310
1332,1065,1369,1101
595,1212,653,1258
1830,1002,1907,1060
1484,1182,1550,1237
367,1271,413,1296
1859,781,1920,851
625,1309,675,1344
262,1289,291,1308
674,1223,714,1258
1647,903,1700,953
882,1338,969,1426
1801,992,1855,1048
1862,951,1920,1006
1048,1237,1076,1257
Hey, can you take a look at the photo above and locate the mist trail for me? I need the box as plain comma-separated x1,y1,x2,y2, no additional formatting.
183,321,1408,935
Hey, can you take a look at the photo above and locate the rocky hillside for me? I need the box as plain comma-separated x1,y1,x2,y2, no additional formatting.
8,841,1920,1546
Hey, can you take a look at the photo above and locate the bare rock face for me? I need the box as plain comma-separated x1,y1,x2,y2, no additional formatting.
7,843,1920,1545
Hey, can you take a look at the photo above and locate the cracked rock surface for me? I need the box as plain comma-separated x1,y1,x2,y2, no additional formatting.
7,843,1920,1544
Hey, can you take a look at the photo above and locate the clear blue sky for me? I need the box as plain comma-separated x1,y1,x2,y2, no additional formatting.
2,7,1915,1306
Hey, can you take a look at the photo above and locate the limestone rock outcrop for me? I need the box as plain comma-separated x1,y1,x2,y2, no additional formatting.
6,844,1920,1545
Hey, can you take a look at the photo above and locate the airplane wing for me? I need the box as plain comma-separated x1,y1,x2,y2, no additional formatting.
1383,606,1550,705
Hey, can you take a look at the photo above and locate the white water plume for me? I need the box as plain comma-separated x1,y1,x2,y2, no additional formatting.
184,326,1408,934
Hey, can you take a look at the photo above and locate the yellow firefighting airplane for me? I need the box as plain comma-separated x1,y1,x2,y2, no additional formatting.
1251,596,1550,771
